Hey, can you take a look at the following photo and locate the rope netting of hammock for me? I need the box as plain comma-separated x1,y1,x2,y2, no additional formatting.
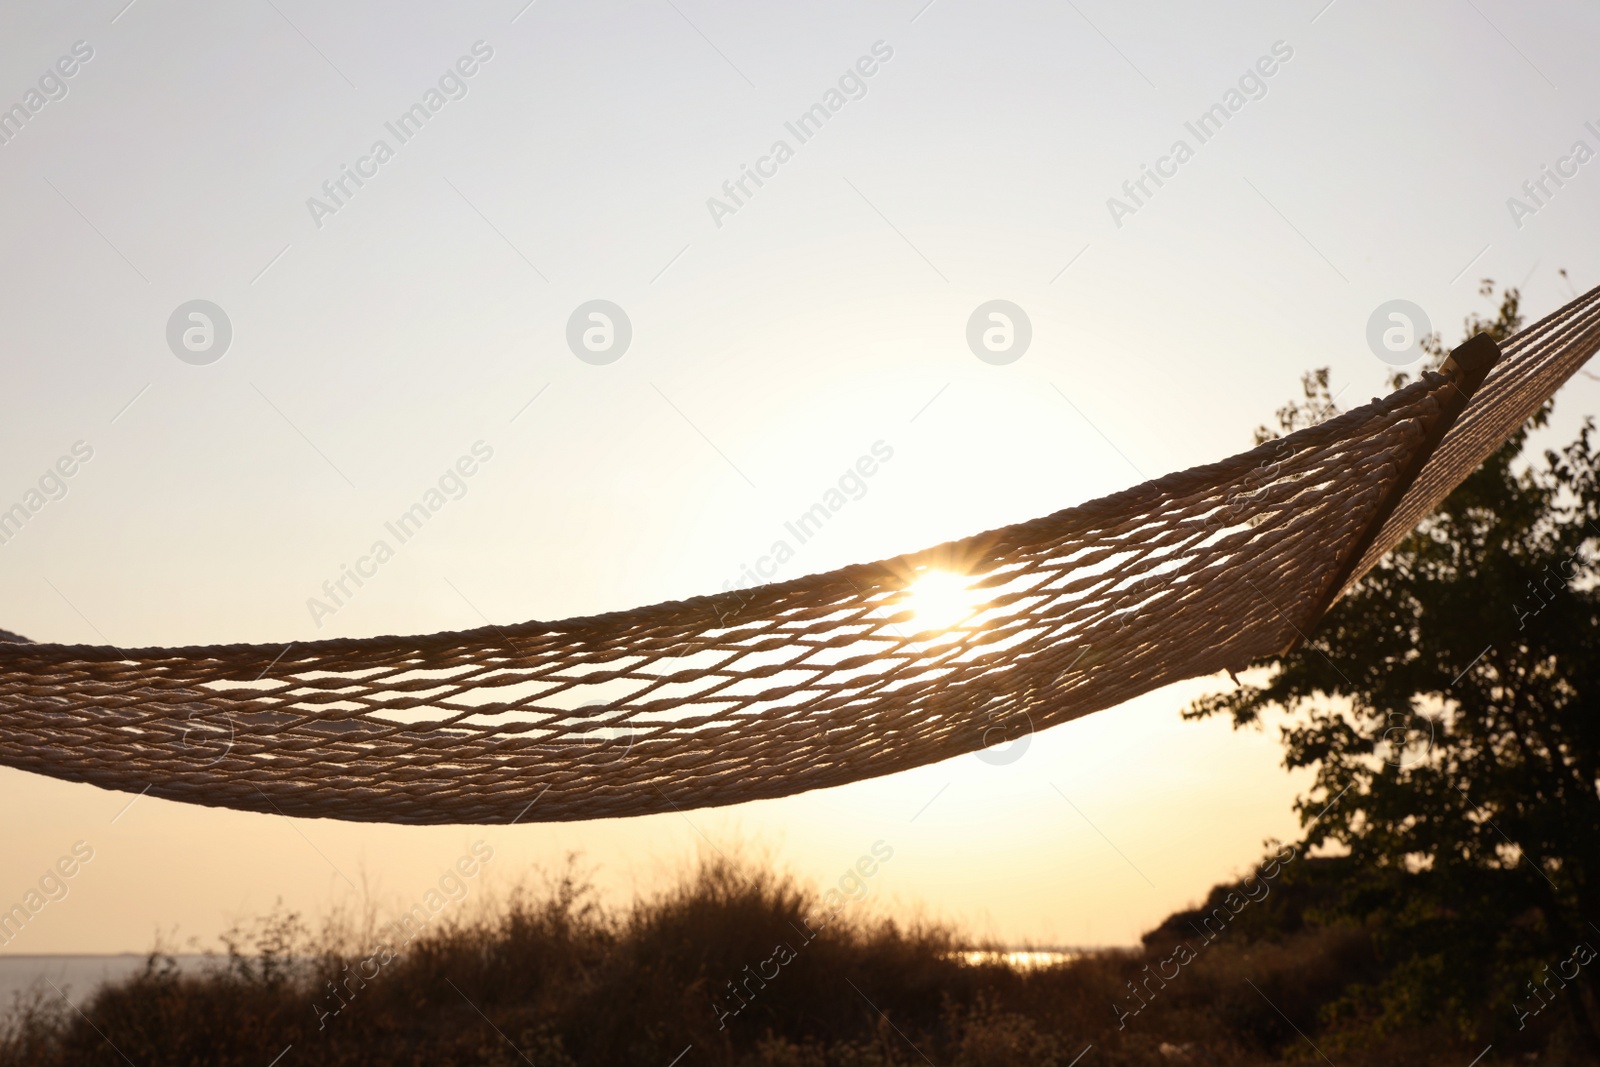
3,284,1599,825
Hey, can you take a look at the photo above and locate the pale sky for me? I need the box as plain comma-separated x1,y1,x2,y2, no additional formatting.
2,0,1598,954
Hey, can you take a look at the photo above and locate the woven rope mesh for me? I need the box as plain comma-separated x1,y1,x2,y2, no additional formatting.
3,284,1598,825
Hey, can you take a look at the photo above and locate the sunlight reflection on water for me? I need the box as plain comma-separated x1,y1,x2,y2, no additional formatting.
952,949,1080,970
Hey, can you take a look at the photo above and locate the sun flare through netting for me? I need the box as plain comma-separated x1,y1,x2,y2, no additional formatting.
4,285,1600,824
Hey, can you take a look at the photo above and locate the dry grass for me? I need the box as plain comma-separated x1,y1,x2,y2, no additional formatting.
0,856,1507,1066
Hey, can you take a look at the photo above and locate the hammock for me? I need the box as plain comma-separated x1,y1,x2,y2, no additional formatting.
4,286,1600,825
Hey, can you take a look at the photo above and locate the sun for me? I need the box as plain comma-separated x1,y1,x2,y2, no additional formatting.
903,570,980,635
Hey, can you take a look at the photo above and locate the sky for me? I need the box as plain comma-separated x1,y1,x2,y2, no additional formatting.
2,0,1599,955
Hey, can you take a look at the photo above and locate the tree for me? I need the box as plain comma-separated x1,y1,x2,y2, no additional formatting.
1187,282,1600,1050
